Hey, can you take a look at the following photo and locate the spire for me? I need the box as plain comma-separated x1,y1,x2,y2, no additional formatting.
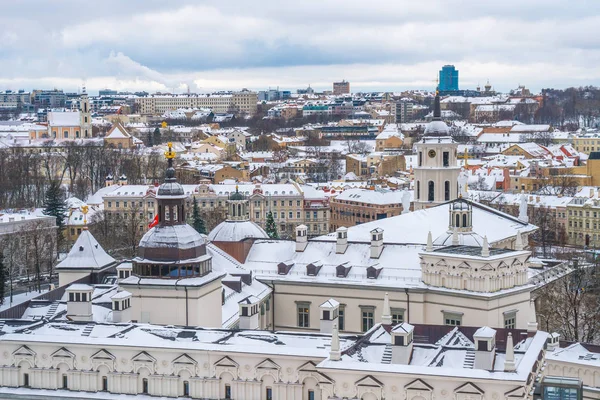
426,231,433,252
330,324,341,361
381,292,392,325
504,333,516,372
452,227,459,246
433,87,441,121
515,230,524,251
527,299,538,334
481,235,489,257
164,142,177,181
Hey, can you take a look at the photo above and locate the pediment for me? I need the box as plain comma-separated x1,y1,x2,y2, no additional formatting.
356,375,383,388
215,355,239,368
455,382,484,395
91,349,115,361
173,353,197,366
13,345,35,357
498,261,509,269
298,360,318,372
132,351,156,364
512,259,523,267
457,261,471,269
480,263,494,271
435,259,448,267
405,378,433,391
505,386,527,398
256,358,280,371
51,347,75,359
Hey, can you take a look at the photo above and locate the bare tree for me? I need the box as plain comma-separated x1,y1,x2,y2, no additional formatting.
22,220,56,293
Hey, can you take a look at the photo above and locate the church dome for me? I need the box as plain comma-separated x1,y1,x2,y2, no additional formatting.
433,231,485,247
157,167,184,197
424,120,449,136
138,224,207,261
208,220,268,242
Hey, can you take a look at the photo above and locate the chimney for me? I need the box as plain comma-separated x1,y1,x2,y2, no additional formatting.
239,296,260,330
116,264,132,283
295,224,308,252
111,290,132,323
426,231,433,252
381,292,392,325
391,323,414,365
481,235,490,257
504,333,516,372
370,228,384,258
319,298,340,334
473,326,496,370
329,324,341,361
547,332,561,351
336,227,348,254
527,300,538,335
66,284,94,322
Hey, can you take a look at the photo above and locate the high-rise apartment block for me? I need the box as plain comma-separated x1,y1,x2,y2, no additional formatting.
333,80,350,95
439,65,459,92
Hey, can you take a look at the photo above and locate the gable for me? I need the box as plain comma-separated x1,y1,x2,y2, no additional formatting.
455,382,484,395
173,353,197,366
132,351,156,363
12,345,35,357
505,386,527,398
405,378,434,391
91,349,115,361
51,347,75,360
356,375,384,388
298,361,317,372
256,358,280,371
214,355,239,368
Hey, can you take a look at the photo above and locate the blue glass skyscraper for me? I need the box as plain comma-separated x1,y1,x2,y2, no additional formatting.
439,65,459,91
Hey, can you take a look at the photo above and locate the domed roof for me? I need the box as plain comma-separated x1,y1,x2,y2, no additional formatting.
424,120,449,136
157,167,184,197
433,231,484,247
137,224,206,261
208,220,269,242
229,187,245,201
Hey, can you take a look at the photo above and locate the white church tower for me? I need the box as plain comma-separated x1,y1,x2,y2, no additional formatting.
413,90,461,210
79,87,92,138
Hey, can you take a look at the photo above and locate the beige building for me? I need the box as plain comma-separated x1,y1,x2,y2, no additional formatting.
134,90,258,116
333,80,350,95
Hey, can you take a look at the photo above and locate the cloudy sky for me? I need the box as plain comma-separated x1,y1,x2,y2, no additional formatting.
1,0,599,94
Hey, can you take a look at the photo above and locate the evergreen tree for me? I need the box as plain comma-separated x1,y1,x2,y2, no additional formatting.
191,197,207,234
0,252,5,306
147,129,154,147
265,211,278,239
43,181,66,230
153,127,162,145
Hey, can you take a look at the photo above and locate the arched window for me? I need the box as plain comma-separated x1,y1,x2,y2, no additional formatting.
428,181,434,202
455,214,460,227
237,204,241,217
463,213,467,227
444,181,450,201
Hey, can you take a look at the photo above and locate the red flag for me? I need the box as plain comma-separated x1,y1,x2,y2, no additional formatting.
148,214,159,229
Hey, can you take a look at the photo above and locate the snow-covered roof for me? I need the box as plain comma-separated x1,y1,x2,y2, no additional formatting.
47,111,80,127
137,224,206,252
208,220,269,242
334,188,408,205
55,230,116,271
105,124,132,139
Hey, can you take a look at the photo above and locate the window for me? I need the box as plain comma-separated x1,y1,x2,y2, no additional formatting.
266,387,273,400
142,378,149,394
23,373,29,387
297,304,310,327
225,384,232,399
75,293,81,302
445,181,450,201
256,211,260,218
108,201,112,207
289,211,293,219
418,151,422,166
391,309,404,325
183,381,190,396
64,130,68,138
443,151,449,167
361,307,375,332
338,306,345,330
428,181,434,202
62,374,68,389
443,311,462,326
394,335,405,345
308,390,315,400
102,376,108,391
416,181,420,200
504,311,516,329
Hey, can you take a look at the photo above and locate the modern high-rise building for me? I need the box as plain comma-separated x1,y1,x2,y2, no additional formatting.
439,65,459,92
333,80,350,95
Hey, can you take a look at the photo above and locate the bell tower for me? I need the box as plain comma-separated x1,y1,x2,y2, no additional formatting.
80,87,92,138
413,89,461,210
227,186,249,221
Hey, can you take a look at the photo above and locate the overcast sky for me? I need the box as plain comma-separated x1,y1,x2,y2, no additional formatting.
1,0,599,94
